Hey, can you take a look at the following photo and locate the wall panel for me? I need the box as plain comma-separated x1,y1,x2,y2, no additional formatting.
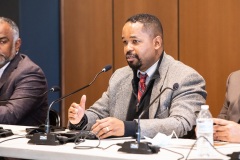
62,0,240,124
179,0,240,117
61,0,113,125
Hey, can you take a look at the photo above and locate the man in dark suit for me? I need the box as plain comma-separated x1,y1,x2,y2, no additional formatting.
0,17,48,126
213,70,240,143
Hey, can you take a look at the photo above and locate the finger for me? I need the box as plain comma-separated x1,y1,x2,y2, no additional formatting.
68,110,79,121
215,125,228,132
79,95,86,110
92,121,109,136
69,103,77,111
214,130,229,138
68,103,78,116
100,130,113,139
213,118,230,126
215,135,228,142
91,118,109,130
97,126,112,139
92,121,100,130
105,126,110,132
92,122,108,135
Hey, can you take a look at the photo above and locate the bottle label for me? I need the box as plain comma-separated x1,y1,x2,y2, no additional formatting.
197,118,213,133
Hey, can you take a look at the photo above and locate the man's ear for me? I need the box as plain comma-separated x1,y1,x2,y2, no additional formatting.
15,38,21,52
153,36,162,50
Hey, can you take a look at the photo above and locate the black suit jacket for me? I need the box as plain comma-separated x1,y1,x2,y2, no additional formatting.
0,53,48,126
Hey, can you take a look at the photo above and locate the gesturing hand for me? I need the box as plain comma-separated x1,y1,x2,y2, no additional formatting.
68,95,86,124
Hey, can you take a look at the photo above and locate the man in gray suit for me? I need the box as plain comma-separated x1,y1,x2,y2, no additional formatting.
68,13,207,139
214,70,240,143
0,17,48,126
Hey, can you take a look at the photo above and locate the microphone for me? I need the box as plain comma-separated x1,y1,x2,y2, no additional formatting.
102,65,112,72
49,86,61,92
118,83,179,154
0,86,60,102
28,64,112,145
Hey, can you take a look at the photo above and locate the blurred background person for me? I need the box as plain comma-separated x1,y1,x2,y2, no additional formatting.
214,70,240,143
0,17,48,126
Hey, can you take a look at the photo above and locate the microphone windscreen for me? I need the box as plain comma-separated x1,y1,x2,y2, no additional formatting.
102,64,112,72
50,86,61,92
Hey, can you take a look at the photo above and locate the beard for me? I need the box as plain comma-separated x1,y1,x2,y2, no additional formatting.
126,52,142,70
0,53,10,67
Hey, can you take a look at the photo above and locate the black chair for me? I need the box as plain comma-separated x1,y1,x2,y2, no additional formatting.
49,109,61,127
25,110,62,135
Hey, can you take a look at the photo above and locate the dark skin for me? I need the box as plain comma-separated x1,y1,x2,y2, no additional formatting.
68,22,162,139
0,20,21,68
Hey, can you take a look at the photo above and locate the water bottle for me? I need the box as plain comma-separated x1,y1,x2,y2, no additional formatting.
196,105,213,157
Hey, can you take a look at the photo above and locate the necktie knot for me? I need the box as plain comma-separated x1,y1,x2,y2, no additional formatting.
139,73,147,83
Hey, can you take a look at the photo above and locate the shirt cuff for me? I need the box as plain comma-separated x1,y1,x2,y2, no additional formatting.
68,114,88,130
123,120,137,138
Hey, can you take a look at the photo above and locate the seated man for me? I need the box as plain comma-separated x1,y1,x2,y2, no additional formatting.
0,17,48,126
68,13,207,139
214,70,240,143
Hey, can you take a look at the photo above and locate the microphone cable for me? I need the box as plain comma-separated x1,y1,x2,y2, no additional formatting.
0,136,26,144
161,147,185,160
73,135,101,150
73,124,101,149
185,136,230,160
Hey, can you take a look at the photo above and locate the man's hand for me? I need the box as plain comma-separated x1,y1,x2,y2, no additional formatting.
213,118,240,143
91,117,124,139
68,95,86,124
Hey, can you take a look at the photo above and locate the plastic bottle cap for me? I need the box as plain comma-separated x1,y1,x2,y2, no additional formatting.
201,105,209,110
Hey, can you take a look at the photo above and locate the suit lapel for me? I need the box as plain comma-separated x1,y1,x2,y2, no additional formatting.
230,96,240,123
0,54,22,89
238,98,240,123
114,70,133,120
149,53,171,118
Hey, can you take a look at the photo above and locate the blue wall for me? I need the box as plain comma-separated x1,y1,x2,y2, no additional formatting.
18,0,60,111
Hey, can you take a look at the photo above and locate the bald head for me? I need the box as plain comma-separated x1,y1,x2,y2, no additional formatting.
0,17,19,42
0,17,21,68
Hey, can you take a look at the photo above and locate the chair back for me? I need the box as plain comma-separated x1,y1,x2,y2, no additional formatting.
49,109,60,127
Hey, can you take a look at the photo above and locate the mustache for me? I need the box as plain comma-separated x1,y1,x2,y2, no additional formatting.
0,53,6,58
126,52,138,59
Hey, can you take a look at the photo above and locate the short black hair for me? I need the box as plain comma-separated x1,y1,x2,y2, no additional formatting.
126,13,163,38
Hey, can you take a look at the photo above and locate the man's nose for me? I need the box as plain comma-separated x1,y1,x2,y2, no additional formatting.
125,43,133,52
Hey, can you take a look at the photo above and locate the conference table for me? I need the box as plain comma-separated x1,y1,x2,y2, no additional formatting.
0,124,239,160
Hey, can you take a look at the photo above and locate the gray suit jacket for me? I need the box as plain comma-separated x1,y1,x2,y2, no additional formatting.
0,53,48,126
85,53,207,138
218,70,240,123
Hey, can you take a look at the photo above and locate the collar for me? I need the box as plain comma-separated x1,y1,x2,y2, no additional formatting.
0,62,10,79
137,60,159,85
0,52,19,79
137,51,164,85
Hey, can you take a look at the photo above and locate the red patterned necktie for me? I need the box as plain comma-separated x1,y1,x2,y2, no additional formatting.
138,73,147,102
